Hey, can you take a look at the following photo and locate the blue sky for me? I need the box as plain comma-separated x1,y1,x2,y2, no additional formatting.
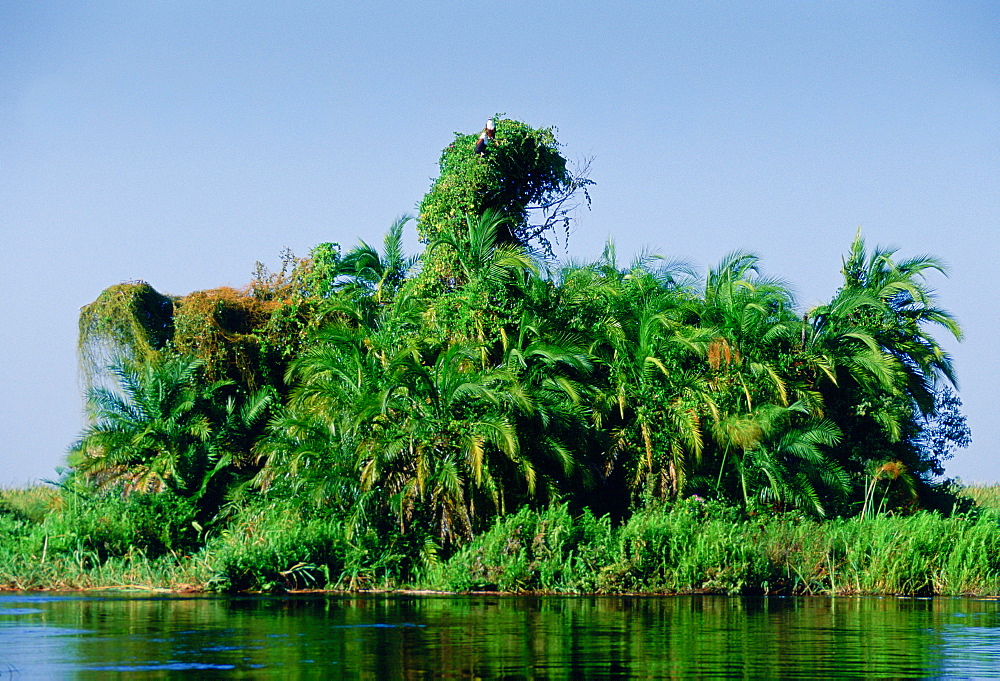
2,1,997,485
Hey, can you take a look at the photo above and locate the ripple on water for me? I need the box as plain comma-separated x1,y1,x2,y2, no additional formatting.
84,662,244,672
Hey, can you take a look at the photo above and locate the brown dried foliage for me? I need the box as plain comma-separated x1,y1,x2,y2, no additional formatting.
79,249,325,396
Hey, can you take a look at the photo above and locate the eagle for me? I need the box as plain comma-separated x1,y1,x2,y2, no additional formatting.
474,118,496,156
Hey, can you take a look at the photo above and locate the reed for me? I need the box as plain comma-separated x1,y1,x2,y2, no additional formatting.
419,504,613,593
960,483,1000,511
420,501,1000,596
5,484,1000,595
0,484,62,523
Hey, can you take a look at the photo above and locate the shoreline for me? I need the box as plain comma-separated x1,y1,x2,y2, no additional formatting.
4,585,1000,599
6,488,1000,598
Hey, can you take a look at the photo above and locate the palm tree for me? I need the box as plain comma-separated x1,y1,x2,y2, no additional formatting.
551,245,713,500
698,251,800,412
794,232,963,512
252,405,375,533
718,403,848,515
496,305,597,500
801,287,905,435
338,215,419,304
69,354,239,501
426,209,537,288
673,252,857,512
602,296,716,498
412,209,540,362
355,342,532,542
838,230,961,413
283,286,539,542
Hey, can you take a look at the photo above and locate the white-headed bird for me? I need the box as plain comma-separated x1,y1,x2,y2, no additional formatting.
475,118,496,156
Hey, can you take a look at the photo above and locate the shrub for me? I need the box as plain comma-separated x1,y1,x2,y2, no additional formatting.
423,504,613,593
39,488,199,561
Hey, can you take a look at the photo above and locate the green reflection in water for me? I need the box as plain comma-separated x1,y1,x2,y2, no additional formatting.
1,593,999,678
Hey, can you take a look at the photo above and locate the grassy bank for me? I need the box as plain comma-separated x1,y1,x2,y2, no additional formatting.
3,484,1000,596
420,495,1000,596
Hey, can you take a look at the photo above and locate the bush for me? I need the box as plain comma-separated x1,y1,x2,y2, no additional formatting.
201,504,349,592
605,498,774,594
0,485,62,524
423,504,613,592
39,488,199,561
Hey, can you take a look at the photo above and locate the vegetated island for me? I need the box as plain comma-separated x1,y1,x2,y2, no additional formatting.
3,117,995,597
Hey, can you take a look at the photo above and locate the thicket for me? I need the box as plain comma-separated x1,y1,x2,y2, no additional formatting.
0,116,981,594
4,486,999,595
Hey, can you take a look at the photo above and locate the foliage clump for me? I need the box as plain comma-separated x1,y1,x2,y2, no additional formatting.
418,117,591,285
170,287,277,387
78,281,175,391
78,243,344,398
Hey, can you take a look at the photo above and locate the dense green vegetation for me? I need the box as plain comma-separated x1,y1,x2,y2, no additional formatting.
2,117,983,594
3,485,999,594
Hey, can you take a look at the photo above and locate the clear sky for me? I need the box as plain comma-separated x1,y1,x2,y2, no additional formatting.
2,2,997,486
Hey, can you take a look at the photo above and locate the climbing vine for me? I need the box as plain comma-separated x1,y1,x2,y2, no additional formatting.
417,117,591,284
78,282,175,393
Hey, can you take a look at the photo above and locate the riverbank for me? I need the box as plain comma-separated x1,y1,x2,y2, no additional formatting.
3,485,999,596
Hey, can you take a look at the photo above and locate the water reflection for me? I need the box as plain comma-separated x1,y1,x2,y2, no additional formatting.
1,593,999,678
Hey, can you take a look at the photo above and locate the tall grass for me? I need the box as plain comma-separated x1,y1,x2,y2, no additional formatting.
422,500,1000,596
959,483,1000,511
4,484,1000,595
419,504,613,592
0,485,62,523
0,484,212,591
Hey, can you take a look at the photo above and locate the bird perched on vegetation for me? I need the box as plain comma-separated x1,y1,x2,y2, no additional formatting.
474,118,496,156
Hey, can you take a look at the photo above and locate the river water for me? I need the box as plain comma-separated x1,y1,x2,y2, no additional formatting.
2,592,1000,678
